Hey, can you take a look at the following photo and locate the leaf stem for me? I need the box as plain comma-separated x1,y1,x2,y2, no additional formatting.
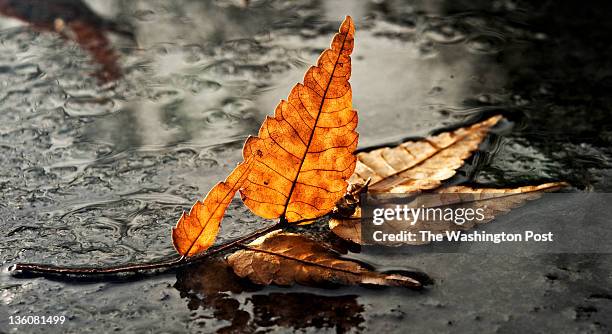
9,222,284,279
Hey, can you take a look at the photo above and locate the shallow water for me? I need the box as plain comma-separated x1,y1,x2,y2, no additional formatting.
1,0,611,333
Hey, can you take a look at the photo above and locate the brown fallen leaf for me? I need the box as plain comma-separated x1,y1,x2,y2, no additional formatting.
329,182,567,245
350,115,502,193
67,20,123,82
172,158,253,256
0,0,128,82
227,231,422,288
239,16,358,223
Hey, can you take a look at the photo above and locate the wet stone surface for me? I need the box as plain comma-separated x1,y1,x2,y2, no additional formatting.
1,0,611,333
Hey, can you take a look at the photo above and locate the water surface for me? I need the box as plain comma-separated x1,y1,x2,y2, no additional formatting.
1,0,611,333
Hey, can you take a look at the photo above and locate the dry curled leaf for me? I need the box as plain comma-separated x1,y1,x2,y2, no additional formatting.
330,182,567,245
227,231,421,288
350,115,502,193
329,115,568,244
172,158,253,256
239,16,358,223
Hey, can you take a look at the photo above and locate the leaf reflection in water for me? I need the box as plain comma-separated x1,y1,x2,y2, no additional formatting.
174,259,365,333
0,0,132,82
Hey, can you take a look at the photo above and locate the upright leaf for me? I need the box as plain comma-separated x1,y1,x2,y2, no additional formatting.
172,158,253,256
240,16,358,222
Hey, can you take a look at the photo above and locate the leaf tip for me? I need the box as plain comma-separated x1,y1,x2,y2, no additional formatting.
383,273,423,289
341,16,355,35
483,114,503,128
540,181,570,190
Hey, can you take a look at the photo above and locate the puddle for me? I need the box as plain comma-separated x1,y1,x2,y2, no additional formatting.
1,0,611,333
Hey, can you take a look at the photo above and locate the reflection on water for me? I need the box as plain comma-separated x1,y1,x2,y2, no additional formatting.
0,0,132,82
1,0,611,333
174,259,364,333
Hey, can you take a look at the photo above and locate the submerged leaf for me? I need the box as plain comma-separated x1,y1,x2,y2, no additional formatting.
227,231,421,288
0,0,126,82
239,16,358,223
68,20,123,82
330,182,567,245
351,115,502,193
172,158,253,256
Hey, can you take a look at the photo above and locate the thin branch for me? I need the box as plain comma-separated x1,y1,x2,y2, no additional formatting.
10,222,285,278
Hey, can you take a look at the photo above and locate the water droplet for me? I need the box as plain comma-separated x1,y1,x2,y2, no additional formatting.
424,24,467,44
204,109,236,126
63,97,119,117
428,86,444,95
133,9,157,21
465,34,505,54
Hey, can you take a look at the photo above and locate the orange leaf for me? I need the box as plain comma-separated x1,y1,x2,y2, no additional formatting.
172,158,253,256
240,16,358,223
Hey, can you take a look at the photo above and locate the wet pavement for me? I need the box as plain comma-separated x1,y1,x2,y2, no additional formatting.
1,0,611,333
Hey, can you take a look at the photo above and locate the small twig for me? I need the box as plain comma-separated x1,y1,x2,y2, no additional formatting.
10,222,285,278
